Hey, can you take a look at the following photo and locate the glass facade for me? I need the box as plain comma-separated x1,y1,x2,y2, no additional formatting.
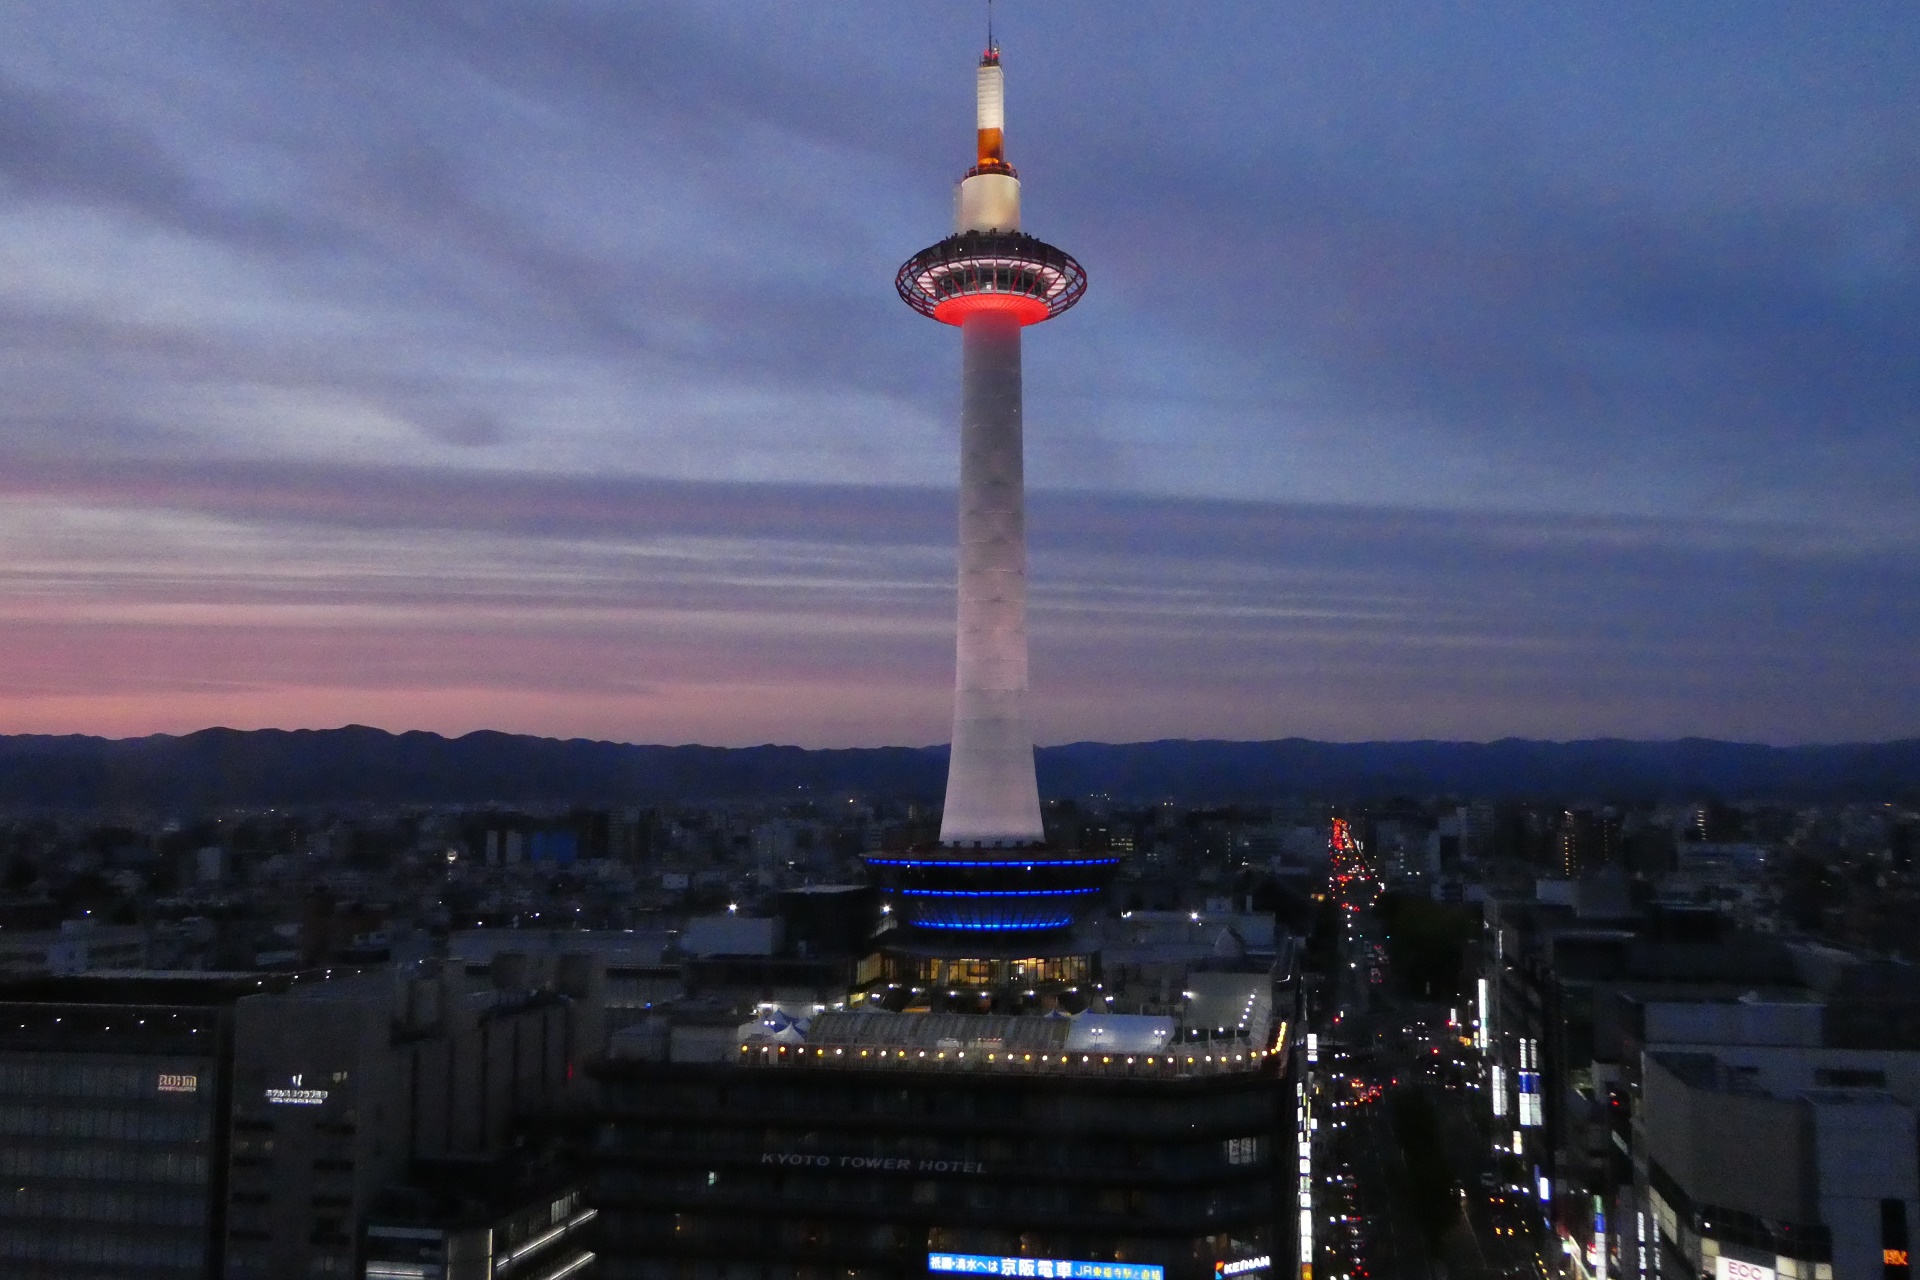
0,1002,226,1280
897,955,1092,991
584,1060,1279,1280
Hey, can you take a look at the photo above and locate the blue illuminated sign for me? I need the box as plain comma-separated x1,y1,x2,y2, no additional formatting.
929,1254,1163,1280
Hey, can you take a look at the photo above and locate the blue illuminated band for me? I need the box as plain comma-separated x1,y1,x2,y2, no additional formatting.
915,918,1075,932
929,1254,1163,1280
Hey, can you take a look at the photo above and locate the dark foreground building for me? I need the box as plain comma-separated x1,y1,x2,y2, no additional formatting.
0,958,598,1280
588,1018,1283,1280
584,896,1298,1280
0,973,249,1279
362,1156,595,1280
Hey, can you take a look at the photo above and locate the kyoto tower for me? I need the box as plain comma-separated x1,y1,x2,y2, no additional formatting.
870,35,1110,936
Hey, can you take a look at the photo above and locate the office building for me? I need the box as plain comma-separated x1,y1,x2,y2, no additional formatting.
362,1157,595,1280
0,955,601,1280
224,959,592,1279
1626,996,1920,1280
0,972,260,1279
1481,883,1920,1280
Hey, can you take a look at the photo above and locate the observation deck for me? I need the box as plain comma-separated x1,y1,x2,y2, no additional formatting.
897,230,1086,327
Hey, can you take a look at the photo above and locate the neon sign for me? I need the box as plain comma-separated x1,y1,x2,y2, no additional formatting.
265,1072,328,1106
930,1254,1163,1280
265,1088,328,1105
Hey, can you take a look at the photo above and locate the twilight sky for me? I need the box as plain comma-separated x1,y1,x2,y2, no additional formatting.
1,2,1916,746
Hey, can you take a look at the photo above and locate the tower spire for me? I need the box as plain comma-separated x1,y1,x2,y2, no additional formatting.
973,34,1009,179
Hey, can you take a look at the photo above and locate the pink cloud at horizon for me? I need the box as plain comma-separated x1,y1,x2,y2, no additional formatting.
0,466,1912,748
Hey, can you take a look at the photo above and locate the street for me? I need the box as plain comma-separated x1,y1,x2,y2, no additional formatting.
1310,820,1550,1280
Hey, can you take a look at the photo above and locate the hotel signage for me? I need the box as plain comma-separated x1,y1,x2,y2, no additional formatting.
265,1073,329,1106
930,1254,1162,1280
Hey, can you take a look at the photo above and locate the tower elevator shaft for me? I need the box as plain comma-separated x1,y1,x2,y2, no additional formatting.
940,309,1044,846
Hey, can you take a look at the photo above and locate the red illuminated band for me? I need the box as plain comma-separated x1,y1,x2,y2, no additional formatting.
896,232,1086,326
931,293,1052,326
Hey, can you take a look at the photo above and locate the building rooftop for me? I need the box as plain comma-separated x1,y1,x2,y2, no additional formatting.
0,968,353,1006
736,1006,1285,1078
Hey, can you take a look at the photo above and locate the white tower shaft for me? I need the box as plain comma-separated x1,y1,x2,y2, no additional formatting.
939,309,1044,845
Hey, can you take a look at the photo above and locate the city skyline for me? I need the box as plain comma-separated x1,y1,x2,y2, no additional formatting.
1,3,1916,746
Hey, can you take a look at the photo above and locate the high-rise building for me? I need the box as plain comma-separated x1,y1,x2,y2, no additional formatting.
224,962,591,1279
0,974,252,1279
0,959,600,1280
1556,809,1620,879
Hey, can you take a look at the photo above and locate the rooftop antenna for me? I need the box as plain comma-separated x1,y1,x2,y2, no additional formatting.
987,0,996,52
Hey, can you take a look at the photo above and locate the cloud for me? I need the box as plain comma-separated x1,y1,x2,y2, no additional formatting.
8,3,1917,518
0,462,1910,744
0,3,1914,742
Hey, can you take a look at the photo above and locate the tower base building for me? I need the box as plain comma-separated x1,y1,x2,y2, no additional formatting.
588,1041,1283,1280
572,32,1295,1280
583,917,1297,1280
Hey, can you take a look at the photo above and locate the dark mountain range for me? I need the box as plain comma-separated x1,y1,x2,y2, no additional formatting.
0,727,1916,812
